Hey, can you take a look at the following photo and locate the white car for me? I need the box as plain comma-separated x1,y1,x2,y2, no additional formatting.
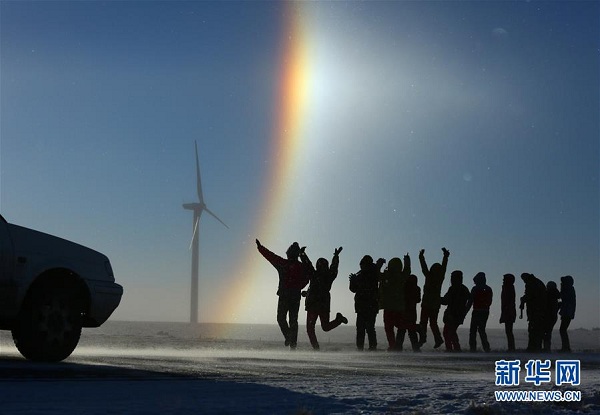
0,214,123,361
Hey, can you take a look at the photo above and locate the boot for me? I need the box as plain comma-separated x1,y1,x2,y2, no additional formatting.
419,323,427,346
408,330,421,352
337,312,348,325
396,329,406,351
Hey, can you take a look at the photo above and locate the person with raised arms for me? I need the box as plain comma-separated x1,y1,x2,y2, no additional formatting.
301,247,348,350
256,239,311,349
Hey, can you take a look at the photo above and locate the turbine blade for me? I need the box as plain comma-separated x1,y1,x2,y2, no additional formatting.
195,140,204,204
204,207,229,229
189,216,199,250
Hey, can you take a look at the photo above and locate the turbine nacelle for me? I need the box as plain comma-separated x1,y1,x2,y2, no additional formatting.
182,202,205,211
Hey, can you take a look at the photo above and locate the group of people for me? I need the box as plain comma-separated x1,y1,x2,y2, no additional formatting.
515,273,577,353
256,240,576,353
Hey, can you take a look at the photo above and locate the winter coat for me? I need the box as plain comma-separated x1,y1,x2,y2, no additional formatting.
420,251,448,311
441,272,471,326
349,263,382,314
258,244,310,296
404,274,421,325
378,256,411,312
500,275,516,324
559,275,576,319
520,273,547,323
304,253,339,313
466,272,493,312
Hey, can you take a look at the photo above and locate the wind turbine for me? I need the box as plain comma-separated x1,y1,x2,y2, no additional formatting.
183,140,228,324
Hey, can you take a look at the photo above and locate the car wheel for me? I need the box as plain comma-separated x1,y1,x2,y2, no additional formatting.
12,286,83,362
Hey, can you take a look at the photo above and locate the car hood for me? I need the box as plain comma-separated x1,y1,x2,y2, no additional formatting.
8,224,111,274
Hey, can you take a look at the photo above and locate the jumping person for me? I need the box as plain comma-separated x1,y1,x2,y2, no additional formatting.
302,247,348,350
349,255,386,350
256,239,311,349
418,248,449,348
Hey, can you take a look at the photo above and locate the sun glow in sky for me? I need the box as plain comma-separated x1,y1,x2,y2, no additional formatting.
1,1,598,330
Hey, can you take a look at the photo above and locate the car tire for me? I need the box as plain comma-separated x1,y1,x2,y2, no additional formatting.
12,285,83,362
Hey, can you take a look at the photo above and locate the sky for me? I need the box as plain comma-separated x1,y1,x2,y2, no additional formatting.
1,1,598,330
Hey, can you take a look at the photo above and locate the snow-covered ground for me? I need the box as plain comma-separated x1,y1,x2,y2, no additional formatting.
1,322,598,414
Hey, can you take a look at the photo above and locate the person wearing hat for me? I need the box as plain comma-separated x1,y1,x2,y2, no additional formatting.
378,255,411,351
465,272,493,352
301,246,348,350
417,247,450,349
519,272,547,352
440,270,471,352
349,255,386,350
256,239,311,349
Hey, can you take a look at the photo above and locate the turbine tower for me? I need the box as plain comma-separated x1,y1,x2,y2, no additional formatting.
183,140,228,324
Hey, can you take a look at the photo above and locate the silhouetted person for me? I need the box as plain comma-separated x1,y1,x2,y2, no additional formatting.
440,270,471,352
499,273,516,351
465,272,493,352
418,248,449,348
559,275,576,352
543,281,560,352
349,255,385,350
519,272,547,352
396,274,422,352
256,239,310,349
378,255,410,351
302,247,348,350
